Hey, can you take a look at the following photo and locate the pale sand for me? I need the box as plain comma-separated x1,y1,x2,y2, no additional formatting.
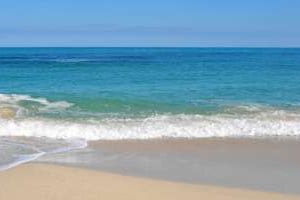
0,164,299,200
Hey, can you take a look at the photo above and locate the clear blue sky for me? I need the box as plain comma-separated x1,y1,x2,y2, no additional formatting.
0,0,299,47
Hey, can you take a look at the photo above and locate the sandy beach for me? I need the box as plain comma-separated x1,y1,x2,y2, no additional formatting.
0,163,299,200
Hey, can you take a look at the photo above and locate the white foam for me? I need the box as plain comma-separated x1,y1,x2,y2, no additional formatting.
0,112,300,140
1,93,300,140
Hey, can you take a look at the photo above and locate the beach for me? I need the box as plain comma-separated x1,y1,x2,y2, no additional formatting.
1,137,300,199
1,163,299,200
36,138,300,194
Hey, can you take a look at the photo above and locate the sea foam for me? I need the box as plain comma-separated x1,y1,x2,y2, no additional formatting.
1,113,300,140
1,93,300,140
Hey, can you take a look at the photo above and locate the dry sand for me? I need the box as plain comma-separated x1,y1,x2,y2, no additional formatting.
0,163,299,200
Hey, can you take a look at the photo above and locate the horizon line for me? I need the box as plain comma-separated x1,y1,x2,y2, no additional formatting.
0,46,300,48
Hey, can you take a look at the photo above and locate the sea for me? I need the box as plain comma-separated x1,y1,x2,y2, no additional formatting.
1,47,300,170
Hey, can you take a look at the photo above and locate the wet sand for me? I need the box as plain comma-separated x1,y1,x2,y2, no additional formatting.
38,138,300,194
0,107,15,119
0,163,299,200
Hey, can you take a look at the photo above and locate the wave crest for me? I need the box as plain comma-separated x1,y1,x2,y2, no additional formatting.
1,113,300,140
1,93,300,140
0,93,73,118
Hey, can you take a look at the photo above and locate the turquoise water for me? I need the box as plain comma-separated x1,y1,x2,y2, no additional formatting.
1,48,300,115
1,48,300,169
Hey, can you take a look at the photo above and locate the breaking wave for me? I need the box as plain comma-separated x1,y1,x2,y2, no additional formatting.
1,113,300,140
1,93,300,140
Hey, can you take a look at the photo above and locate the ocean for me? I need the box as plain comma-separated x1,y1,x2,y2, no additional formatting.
1,47,300,170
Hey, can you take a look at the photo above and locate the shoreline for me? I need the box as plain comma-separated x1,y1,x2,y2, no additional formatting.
0,163,299,200
38,137,300,194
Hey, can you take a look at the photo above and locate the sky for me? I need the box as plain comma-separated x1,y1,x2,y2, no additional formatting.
0,0,300,47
